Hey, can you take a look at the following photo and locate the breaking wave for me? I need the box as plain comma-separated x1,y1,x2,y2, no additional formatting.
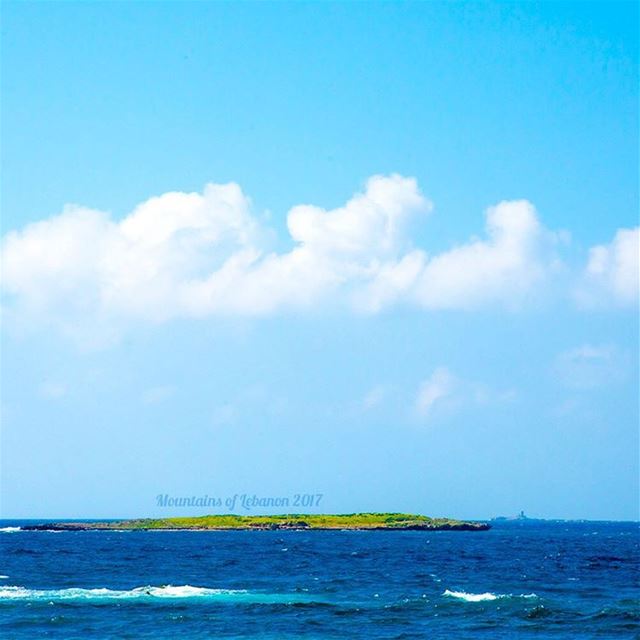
0,584,314,604
443,589,538,602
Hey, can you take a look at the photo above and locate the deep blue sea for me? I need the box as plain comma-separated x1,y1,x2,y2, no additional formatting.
0,519,638,639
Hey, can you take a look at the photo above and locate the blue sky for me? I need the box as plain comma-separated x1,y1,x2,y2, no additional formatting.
1,1,638,520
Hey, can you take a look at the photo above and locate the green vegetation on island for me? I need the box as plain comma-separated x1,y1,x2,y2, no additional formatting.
26,513,490,531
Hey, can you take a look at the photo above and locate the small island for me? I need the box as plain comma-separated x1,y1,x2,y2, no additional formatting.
24,513,490,531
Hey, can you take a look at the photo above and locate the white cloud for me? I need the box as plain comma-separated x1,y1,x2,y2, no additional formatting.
354,250,427,312
1,174,631,339
554,344,629,390
412,200,551,309
0,183,263,328
361,385,386,411
358,199,559,312
142,385,175,405
472,385,518,406
39,381,67,400
1,175,431,328
578,227,639,307
415,367,455,418
414,368,518,422
211,403,237,427
288,174,429,257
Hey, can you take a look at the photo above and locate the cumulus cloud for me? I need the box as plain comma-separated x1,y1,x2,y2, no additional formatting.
413,200,551,309
288,174,428,257
1,183,263,325
359,199,559,312
1,173,627,338
577,227,639,307
1,175,431,328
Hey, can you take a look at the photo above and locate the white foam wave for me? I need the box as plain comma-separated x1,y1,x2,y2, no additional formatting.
443,589,537,602
0,527,21,533
443,589,499,602
0,584,321,605
146,585,239,598
0,585,248,602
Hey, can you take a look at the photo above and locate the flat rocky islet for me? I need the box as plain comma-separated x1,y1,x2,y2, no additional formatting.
25,513,490,531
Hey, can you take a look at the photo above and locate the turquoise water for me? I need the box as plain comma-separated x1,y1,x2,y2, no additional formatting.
0,520,638,638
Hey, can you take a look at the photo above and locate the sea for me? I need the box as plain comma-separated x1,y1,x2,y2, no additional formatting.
0,519,638,639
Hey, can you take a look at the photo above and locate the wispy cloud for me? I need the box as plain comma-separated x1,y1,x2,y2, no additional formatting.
211,403,237,427
142,385,175,405
553,344,630,390
414,368,517,423
39,381,67,400
415,367,456,418
361,385,386,411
